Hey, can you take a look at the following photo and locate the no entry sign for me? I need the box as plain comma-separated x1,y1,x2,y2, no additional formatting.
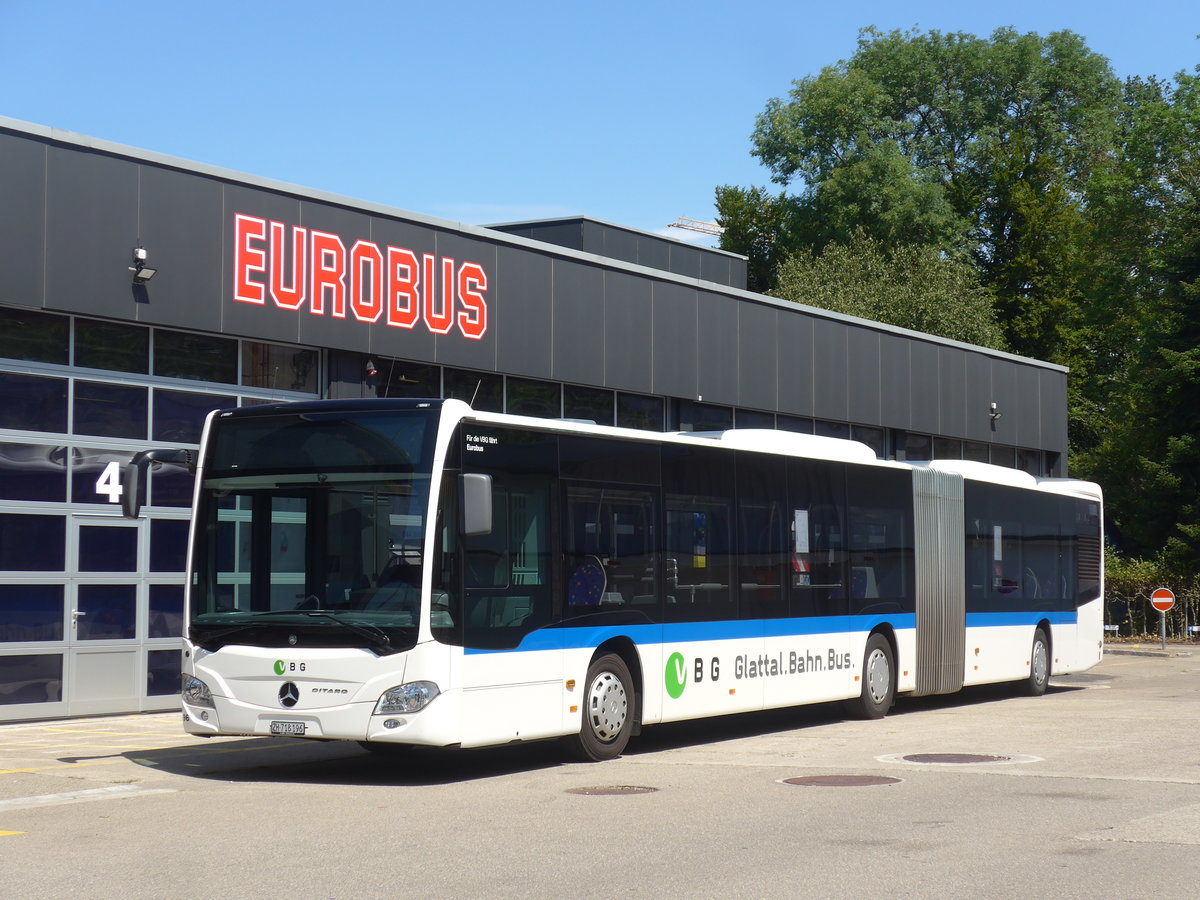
1150,588,1176,613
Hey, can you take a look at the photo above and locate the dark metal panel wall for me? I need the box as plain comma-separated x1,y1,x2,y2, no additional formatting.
551,262,605,386
736,303,778,411
812,318,848,421
365,216,440,365
219,183,303,345
989,358,1019,446
963,352,993,443
137,165,224,333
1014,364,1043,450
431,231,499,372
846,328,881,426
0,131,46,307
494,244,552,378
878,332,912,430
939,346,968,440
696,290,739,407
776,312,814,416
909,341,941,435
44,146,139,320
602,270,653,393
650,281,698,400
668,242,702,281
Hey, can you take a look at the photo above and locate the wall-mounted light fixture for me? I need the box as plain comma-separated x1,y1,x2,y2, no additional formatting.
989,402,1002,423
128,247,158,284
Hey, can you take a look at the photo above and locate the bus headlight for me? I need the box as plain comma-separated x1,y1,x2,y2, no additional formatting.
374,681,439,715
182,674,214,709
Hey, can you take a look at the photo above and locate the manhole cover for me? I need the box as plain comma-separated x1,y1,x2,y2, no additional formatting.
902,753,1010,765
782,775,902,787
565,785,659,796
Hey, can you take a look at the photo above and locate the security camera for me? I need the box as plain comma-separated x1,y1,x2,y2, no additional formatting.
133,247,147,261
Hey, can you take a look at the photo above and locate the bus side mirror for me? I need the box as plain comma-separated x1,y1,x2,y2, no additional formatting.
122,449,196,519
459,473,493,536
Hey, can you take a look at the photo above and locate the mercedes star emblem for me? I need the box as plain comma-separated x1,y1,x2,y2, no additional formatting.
278,682,300,708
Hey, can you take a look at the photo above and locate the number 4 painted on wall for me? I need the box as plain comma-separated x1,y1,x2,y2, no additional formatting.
95,460,123,503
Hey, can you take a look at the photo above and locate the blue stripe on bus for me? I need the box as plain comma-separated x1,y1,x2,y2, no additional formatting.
463,609,1076,655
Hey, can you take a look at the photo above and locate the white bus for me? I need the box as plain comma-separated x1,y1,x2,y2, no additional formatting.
126,398,1104,761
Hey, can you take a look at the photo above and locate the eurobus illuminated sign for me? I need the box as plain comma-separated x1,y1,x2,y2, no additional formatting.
232,214,488,339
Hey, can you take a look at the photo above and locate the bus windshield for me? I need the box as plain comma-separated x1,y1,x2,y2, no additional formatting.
189,407,439,654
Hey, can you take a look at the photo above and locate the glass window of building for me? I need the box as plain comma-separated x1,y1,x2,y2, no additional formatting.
990,445,1016,468
0,655,62,705
815,420,851,440
616,393,664,431
147,649,182,695
73,381,148,439
376,358,438,399
681,401,733,432
0,584,64,642
444,368,503,411
153,389,236,443
0,373,68,433
78,525,138,572
852,425,886,458
507,377,561,418
776,414,814,434
76,584,136,640
934,438,962,460
735,409,775,430
74,319,149,373
901,432,932,461
150,519,190,572
563,385,614,425
1017,448,1041,476
71,449,133,506
0,514,65,570
963,441,990,463
154,330,238,384
0,443,67,502
148,585,184,638
242,342,318,393
0,307,68,365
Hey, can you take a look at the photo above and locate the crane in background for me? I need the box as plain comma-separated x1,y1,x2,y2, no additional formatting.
667,217,722,236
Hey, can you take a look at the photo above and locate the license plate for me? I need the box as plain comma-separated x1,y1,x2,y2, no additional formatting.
270,721,306,736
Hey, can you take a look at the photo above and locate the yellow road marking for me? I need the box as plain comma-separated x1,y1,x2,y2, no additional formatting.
0,759,119,776
0,830,25,837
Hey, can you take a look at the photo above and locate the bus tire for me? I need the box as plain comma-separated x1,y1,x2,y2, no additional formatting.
571,653,635,762
846,633,894,720
1024,628,1050,697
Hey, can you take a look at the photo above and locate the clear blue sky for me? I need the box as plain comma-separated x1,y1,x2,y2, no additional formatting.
3,2,1196,245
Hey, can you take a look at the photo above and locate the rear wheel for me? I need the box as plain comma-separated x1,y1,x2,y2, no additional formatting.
570,654,635,762
845,633,894,719
1024,628,1050,696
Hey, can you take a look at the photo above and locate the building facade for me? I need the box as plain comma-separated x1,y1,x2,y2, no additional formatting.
0,116,1069,722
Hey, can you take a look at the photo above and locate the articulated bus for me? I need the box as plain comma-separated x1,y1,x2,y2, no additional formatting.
126,398,1103,761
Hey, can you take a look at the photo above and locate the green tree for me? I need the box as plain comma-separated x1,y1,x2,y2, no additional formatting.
772,232,1005,349
728,26,1123,362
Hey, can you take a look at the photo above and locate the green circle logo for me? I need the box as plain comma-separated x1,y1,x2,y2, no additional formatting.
274,660,286,675
665,652,687,699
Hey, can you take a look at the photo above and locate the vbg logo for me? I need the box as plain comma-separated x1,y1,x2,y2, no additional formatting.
274,660,287,675
665,652,687,699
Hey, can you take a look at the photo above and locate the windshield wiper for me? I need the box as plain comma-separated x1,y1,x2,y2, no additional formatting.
299,610,393,653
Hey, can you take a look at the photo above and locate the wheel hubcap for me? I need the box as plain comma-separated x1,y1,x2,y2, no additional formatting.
1032,641,1048,685
866,648,890,704
587,671,628,742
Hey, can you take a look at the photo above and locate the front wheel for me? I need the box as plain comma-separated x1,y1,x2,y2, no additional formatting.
845,634,894,719
1024,628,1050,696
570,654,635,762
